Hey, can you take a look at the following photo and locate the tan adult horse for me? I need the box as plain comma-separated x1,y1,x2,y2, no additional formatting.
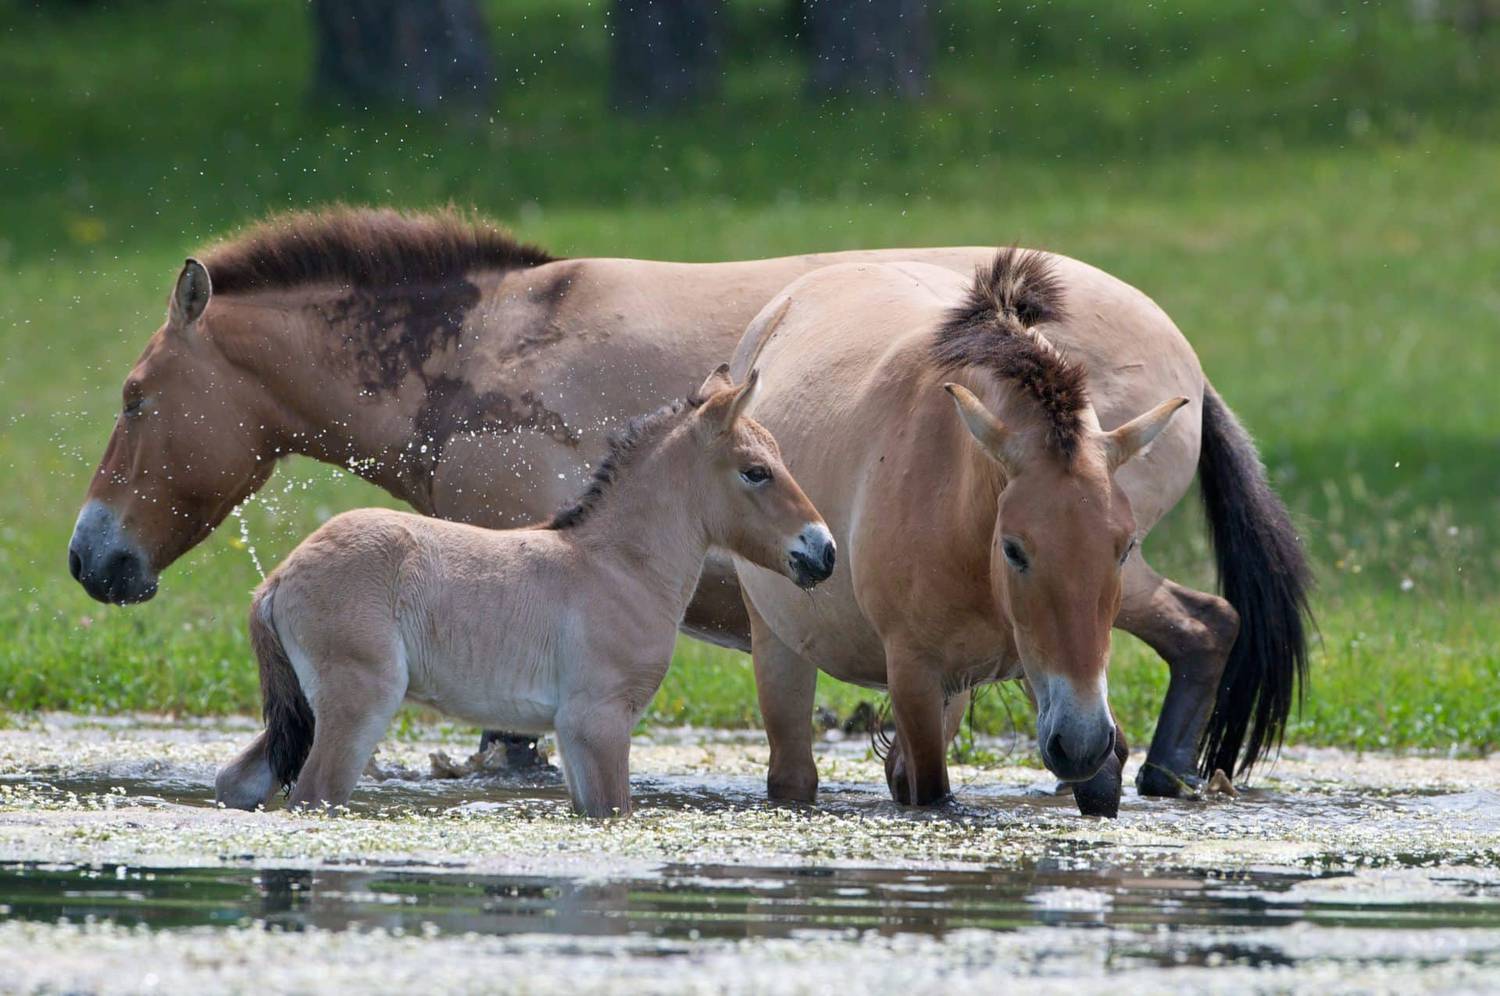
216,368,834,814
731,251,1311,816
69,207,1301,793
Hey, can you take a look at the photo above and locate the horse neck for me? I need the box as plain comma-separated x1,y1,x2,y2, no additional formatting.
568,431,711,618
213,288,455,513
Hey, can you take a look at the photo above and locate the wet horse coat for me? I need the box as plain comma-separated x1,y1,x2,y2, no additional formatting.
71,209,1306,792
68,208,986,646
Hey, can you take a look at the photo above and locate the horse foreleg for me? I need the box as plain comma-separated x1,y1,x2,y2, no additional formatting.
1116,557,1239,798
748,601,820,802
884,656,952,807
555,703,634,818
885,688,969,795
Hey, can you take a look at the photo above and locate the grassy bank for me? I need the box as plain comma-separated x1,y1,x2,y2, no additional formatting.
1,0,1497,753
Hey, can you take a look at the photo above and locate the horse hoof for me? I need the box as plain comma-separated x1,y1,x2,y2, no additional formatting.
767,776,818,804
1072,764,1123,818
1072,785,1120,818
1135,761,1203,799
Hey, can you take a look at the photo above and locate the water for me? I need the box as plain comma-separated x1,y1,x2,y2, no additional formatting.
4,857,1495,955
4,724,1500,989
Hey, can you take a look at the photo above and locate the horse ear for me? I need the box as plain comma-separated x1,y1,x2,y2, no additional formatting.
1103,396,1190,471
724,367,760,425
170,258,212,327
694,363,735,402
943,383,1020,477
698,368,760,438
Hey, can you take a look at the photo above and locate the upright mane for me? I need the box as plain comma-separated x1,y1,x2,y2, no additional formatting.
548,395,705,530
931,247,1087,459
199,206,556,295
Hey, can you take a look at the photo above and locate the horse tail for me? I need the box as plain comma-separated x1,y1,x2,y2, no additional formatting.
1195,383,1313,778
250,579,315,793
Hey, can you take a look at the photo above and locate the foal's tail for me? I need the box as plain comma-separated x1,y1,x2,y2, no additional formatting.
250,579,315,793
1195,384,1313,778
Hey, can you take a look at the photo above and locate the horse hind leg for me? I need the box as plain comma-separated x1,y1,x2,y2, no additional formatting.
215,731,277,811
1115,556,1239,798
287,649,408,811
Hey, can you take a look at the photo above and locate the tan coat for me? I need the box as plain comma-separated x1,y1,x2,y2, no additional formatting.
214,372,833,815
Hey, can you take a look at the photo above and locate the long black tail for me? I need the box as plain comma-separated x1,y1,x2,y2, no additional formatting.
250,580,314,792
1196,384,1313,778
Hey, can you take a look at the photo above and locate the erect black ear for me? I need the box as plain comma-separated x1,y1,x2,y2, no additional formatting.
170,258,212,326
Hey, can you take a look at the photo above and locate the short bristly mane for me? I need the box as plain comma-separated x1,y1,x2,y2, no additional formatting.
199,206,556,295
548,395,705,530
931,247,1087,459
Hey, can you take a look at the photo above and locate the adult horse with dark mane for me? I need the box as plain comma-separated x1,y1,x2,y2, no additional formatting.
68,207,1308,801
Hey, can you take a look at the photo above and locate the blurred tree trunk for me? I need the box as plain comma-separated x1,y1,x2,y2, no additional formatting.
610,0,724,113
311,0,495,111
804,0,932,99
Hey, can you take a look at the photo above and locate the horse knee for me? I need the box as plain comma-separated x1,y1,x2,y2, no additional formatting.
1168,590,1240,684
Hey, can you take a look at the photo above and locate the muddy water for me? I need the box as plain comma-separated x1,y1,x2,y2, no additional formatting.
1,718,1499,993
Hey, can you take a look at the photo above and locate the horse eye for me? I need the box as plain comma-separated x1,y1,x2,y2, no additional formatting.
1002,538,1029,573
1120,538,1137,567
740,466,772,485
123,395,144,417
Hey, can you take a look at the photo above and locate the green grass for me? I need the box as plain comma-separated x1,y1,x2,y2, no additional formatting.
1,0,1497,753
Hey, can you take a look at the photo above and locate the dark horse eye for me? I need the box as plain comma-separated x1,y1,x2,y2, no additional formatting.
1120,537,1138,566
1002,538,1029,573
741,466,772,485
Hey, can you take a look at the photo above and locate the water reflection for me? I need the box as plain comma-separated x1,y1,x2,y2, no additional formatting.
4,857,1497,956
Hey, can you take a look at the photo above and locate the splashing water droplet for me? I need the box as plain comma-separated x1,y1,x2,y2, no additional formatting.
229,501,265,580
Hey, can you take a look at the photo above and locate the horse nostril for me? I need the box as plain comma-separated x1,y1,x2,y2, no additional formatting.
1047,732,1068,767
820,543,836,573
68,548,84,582
102,549,141,595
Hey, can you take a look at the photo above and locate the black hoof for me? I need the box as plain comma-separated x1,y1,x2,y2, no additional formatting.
478,731,548,770
1135,760,1203,799
1070,721,1128,817
1072,760,1123,818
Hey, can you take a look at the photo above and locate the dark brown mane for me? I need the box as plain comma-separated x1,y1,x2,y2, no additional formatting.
931,247,1087,459
548,395,705,530
199,206,555,295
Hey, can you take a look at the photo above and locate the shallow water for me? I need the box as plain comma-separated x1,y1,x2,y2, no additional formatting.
4,855,1498,944
2,720,1499,992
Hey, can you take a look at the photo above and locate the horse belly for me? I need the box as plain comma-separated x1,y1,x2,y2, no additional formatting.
403,625,563,735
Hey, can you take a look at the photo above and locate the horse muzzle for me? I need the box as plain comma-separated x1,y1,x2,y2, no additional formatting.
68,501,158,605
788,523,836,589
1034,676,1115,783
